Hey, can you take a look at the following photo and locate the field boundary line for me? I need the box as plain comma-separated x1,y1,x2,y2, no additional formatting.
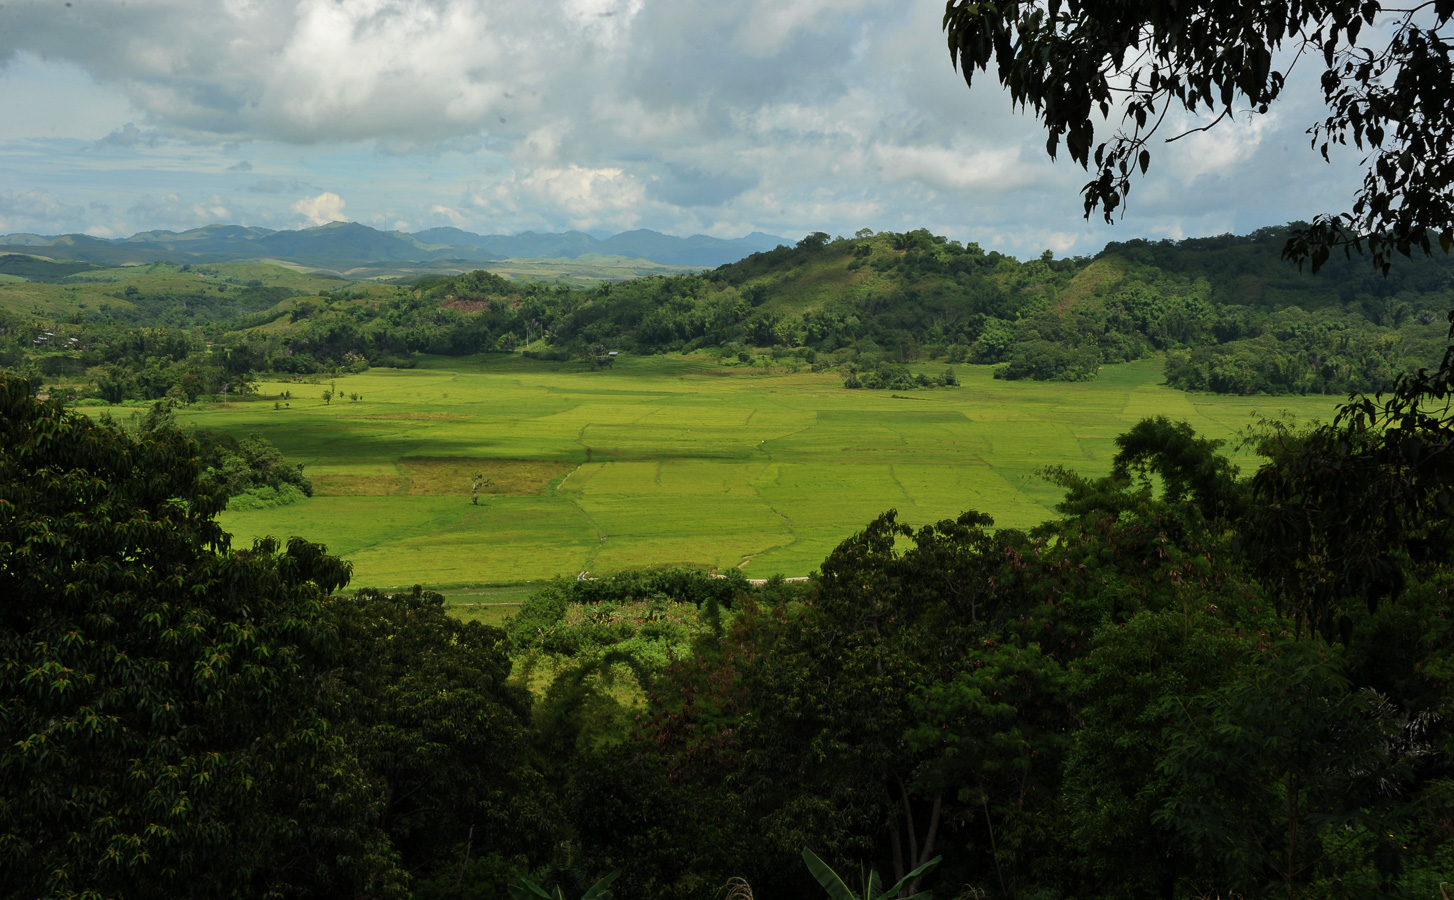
889,464,915,506
552,487,610,567
740,465,798,570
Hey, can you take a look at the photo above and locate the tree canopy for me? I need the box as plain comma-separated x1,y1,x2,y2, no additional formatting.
943,0,1454,272
0,377,543,898
0,377,359,897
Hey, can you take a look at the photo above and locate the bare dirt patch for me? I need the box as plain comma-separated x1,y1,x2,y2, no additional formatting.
311,473,406,496
441,298,491,313
398,457,574,497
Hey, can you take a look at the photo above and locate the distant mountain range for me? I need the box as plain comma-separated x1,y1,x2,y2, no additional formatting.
0,222,792,270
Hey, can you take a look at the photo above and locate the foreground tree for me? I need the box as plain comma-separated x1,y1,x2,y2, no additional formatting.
331,586,550,892
0,376,404,898
943,0,1454,271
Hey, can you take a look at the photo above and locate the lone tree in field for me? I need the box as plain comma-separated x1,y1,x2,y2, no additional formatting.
943,0,1454,272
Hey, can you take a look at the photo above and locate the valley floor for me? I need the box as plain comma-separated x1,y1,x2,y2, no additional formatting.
153,353,1346,588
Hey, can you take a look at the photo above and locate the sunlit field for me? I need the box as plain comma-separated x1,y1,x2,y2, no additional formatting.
153,353,1344,589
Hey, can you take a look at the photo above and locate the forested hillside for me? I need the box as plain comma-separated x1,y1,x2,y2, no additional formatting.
5,224,1452,404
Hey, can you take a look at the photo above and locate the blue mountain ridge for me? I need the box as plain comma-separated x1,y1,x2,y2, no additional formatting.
0,222,792,269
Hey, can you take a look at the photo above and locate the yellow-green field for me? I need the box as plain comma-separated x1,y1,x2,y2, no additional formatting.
152,354,1343,589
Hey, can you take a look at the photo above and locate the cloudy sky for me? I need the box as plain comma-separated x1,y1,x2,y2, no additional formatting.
0,0,1368,257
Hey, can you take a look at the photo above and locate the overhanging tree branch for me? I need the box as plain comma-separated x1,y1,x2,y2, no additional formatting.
944,0,1454,273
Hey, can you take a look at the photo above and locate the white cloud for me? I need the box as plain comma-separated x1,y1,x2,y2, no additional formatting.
874,143,1037,193
465,165,649,231
429,204,468,226
1169,111,1276,181
0,189,86,233
252,0,519,141
291,191,348,225
732,0,874,56
1044,232,1079,254
93,123,162,150
127,193,234,228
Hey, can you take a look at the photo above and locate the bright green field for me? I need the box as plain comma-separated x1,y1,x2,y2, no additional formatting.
157,354,1343,589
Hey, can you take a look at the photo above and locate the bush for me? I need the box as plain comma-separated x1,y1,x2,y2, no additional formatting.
509,569,751,663
227,482,309,510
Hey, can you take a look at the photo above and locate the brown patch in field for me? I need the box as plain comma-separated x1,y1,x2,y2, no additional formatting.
311,474,407,496
442,298,490,313
398,457,574,497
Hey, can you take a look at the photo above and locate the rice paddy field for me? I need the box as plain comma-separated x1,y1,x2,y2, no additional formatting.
159,353,1345,590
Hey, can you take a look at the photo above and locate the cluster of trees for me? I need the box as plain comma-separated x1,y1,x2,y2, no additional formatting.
0,310,260,404
99,398,315,509
190,425,316,510
7,349,1454,898
507,568,750,667
977,247,1452,389
1164,322,1429,394
845,361,959,391
269,275,573,372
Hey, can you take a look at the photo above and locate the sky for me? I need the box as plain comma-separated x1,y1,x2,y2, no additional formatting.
0,0,1370,258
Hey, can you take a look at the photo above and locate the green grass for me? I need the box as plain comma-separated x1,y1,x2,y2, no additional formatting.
448,603,521,627
135,354,1343,590
435,585,536,627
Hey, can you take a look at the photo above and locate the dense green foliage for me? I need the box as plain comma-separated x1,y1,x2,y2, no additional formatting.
188,426,315,510
0,377,362,897
508,568,750,665
0,380,547,898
